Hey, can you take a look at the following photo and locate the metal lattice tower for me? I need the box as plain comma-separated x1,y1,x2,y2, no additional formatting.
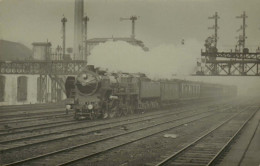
236,11,247,50
208,12,220,48
61,16,68,59
196,12,260,76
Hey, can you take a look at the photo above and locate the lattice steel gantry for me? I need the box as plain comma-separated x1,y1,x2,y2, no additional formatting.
197,50,260,76
196,11,260,76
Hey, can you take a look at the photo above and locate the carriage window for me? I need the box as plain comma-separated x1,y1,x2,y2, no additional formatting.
0,76,5,102
17,76,28,101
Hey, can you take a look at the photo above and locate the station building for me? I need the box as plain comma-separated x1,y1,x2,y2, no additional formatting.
0,40,66,105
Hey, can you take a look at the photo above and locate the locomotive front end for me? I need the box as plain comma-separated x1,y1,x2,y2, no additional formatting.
73,68,102,120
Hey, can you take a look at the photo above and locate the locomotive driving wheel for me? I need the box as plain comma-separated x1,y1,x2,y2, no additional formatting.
120,96,133,116
125,104,134,115
108,100,119,118
102,99,119,119
108,109,117,118
103,112,109,119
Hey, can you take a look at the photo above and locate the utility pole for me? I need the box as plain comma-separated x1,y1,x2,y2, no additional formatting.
208,12,220,48
83,16,89,61
236,11,248,75
236,11,247,50
120,16,138,39
61,16,67,59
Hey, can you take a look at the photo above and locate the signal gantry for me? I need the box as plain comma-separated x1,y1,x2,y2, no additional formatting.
196,11,260,76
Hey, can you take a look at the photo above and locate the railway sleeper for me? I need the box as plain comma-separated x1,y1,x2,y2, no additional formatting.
182,152,216,157
194,142,224,147
169,162,205,166
177,156,212,160
189,148,220,153
173,158,209,164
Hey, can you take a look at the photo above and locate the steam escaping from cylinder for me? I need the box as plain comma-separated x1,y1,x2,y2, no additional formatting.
88,39,202,79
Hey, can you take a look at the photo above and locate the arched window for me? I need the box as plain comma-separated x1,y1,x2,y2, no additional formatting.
17,76,28,101
0,76,5,102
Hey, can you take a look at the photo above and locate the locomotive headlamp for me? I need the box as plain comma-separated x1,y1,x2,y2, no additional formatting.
66,104,71,110
82,74,87,79
88,104,93,110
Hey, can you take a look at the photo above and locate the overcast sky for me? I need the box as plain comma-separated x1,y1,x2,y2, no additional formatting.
0,0,260,95
0,0,259,50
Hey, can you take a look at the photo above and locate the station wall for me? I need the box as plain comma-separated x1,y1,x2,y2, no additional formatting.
0,74,66,106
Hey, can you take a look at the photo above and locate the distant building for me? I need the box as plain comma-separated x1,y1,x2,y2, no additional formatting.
0,40,65,105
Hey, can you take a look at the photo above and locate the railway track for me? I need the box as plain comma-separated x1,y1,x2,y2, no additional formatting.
0,116,74,133
0,110,72,126
0,106,214,152
0,112,71,131
0,113,71,128
1,105,235,166
236,116,260,166
0,103,63,111
152,106,259,166
0,100,231,135
0,103,65,126
0,107,188,137
0,100,234,131
0,108,66,120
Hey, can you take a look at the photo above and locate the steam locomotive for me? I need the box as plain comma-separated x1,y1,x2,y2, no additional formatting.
65,65,237,120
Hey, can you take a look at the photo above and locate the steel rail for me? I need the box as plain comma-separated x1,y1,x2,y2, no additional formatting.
4,110,217,166
1,108,214,153
206,107,259,166
57,112,217,166
0,108,187,139
0,104,198,133
0,113,70,125
154,106,257,166
0,104,63,113
0,110,66,119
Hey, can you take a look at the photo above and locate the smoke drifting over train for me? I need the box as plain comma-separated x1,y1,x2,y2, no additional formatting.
88,41,260,97
88,40,202,78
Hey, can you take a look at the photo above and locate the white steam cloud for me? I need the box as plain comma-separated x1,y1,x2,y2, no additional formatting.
88,39,202,79
88,40,260,96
